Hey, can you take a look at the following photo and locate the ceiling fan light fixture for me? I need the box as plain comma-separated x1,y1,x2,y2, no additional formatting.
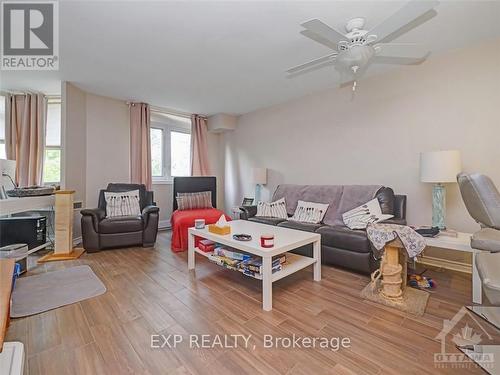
335,45,375,73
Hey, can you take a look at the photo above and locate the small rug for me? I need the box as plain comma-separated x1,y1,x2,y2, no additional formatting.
11,265,106,318
360,282,429,316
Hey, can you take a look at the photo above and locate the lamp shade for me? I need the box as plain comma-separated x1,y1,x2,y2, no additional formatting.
253,168,267,185
420,150,462,183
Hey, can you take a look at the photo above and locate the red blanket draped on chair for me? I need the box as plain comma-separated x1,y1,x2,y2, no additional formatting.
170,208,231,252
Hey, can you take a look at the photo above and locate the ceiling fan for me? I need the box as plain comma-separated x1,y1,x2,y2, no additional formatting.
286,0,440,90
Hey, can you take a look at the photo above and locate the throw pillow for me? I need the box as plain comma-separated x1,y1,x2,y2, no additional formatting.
256,198,288,219
342,198,394,229
104,190,141,218
176,191,212,210
289,200,329,224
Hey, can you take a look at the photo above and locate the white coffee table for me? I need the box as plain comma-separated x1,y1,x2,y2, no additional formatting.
188,220,321,311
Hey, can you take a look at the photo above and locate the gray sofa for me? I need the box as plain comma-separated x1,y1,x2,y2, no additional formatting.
240,184,407,274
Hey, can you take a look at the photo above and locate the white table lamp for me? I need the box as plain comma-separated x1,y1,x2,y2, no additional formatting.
420,150,462,229
253,168,267,203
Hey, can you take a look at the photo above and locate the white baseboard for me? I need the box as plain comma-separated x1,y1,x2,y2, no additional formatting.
416,255,472,274
159,219,171,230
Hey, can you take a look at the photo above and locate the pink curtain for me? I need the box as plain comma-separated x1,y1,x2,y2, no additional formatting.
190,114,211,176
130,103,152,189
5,93,47,187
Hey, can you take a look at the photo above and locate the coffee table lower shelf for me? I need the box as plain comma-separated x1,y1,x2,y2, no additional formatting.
193,247,316,282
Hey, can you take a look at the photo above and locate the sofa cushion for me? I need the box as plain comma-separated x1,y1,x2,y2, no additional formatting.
99,215,143,234
248,216,286,226
316,226,371,253
277,220,326,233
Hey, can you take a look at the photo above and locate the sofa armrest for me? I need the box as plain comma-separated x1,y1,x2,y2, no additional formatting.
142,205,159,227
239,205,257,220
81,208,106,229
142,206,159,246
393,195,407,221
142,205,159,216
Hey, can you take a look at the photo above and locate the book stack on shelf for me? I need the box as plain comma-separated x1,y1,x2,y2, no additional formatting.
206,246,286,279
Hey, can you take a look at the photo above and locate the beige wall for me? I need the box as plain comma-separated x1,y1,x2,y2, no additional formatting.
223,38,500,233
62,83,130,208
207,131,225,212
62,82,87,204
85,94,130,207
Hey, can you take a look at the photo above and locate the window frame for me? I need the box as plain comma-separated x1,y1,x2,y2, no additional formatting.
151,120,191,184
150,126,165,178
42,99,62,185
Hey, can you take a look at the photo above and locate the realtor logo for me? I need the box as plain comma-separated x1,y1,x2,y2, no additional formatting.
434,307,495,370
1,0,59,70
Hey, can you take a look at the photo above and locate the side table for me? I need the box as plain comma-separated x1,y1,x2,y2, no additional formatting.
419,232,483,304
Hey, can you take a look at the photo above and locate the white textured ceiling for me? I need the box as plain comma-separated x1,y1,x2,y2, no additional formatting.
2,0,500,115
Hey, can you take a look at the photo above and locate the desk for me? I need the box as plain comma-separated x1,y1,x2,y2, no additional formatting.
0,195,55,216
419,232,483,304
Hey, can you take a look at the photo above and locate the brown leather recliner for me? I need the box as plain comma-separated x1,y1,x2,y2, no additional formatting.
80,183,159,252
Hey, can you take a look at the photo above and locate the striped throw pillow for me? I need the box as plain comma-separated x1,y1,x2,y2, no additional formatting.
342,198,394,229
256,198,287,219
104,190,141,218
176,191,212,210
289,200,329,224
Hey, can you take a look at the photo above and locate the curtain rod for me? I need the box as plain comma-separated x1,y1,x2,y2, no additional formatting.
150,105,192,119
126,101,206,119
0,90,60,99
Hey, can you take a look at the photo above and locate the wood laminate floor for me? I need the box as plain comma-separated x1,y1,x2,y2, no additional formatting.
6,231,499,374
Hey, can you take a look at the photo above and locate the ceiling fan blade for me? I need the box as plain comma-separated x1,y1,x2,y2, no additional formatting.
300,29,339,50
301,19,348,45
368,0,439,43
373,9,437,44
286,53,337,75
375,43,430,59
372,55,429,65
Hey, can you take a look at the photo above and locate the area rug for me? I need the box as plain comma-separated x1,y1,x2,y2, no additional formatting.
11,265,106,318
360,282,429,316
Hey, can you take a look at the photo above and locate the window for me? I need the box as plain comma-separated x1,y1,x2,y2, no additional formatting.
43,101,62,184
0,96,62,184
0,95,5,159
150,127,163,177
170,131,191,177
150,113,191,182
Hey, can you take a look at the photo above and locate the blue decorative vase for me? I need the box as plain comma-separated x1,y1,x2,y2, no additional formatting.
432,183,446,229
255,184,262,204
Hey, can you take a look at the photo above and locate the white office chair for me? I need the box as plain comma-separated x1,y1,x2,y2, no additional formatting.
458,172,500,305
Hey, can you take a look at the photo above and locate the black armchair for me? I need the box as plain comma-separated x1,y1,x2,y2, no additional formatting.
80,183,159,252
